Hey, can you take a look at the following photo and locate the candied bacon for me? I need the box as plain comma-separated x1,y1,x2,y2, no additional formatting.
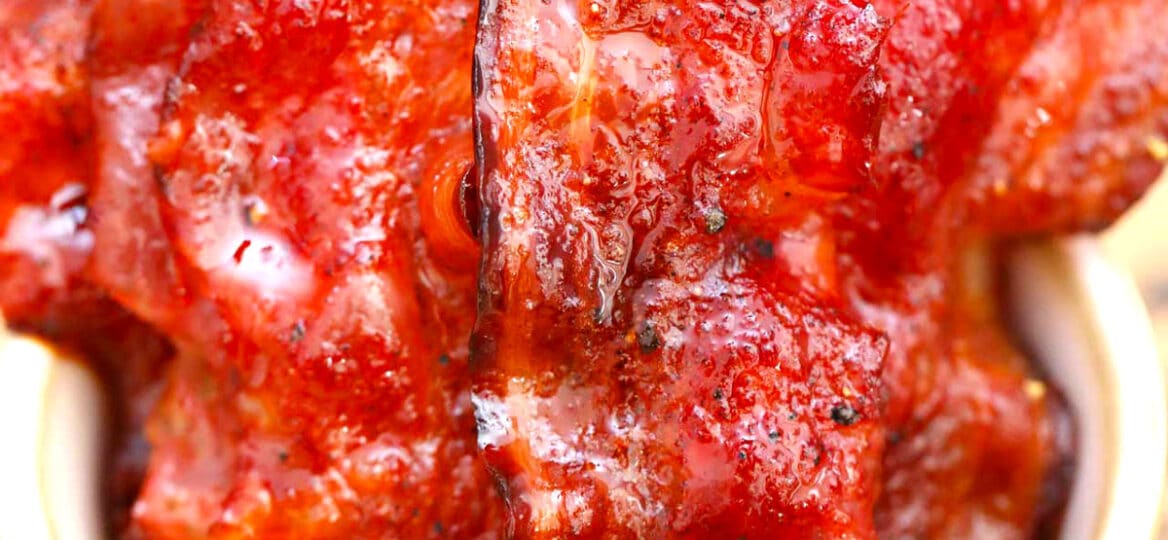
472,0,894,537
845,1,1167,535
116,0,504,537
0,0,94,329
472,0,1164,539
87,0,209,337
968,0,1168,234
0,0,1165,537
834,1,1070,536
0,1,180,532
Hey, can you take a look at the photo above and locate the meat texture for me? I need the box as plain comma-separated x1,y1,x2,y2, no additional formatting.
0,0,179,532
473,0,892,537
0,0,1165,538
968,0,1168,233
117,0,505,537
471,0,1167,539
0,0,94,331
6,0,506,538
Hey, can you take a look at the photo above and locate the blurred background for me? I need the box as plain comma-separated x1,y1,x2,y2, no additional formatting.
1103,173,1168,362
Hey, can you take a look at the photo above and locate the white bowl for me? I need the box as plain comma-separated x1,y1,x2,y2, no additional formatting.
0,330,105,540
1006,237,1167,540
0,237,1163,539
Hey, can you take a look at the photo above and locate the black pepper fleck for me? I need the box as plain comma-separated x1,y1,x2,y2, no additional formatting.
768,431,780,442
737,450,747,460
831,403,859,426
713,388,725,400
438,353,450,366
637,323,660,353
278,450,289,462
289,320,305,343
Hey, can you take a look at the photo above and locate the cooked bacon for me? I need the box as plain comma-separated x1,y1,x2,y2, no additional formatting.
0,1,179,530
0,0,1164,537
116,0,504,537
471,0,1161,538
0,0,93,328
968,0,1168,234
472,1,893,537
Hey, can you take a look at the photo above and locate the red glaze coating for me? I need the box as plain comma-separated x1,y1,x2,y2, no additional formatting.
120,0,504,537
0,0,1164,538
841,1,1067,537
967,0,1168,234
473,1,892,537
0,0,94,328
0,1,179,531
472,0,1164,538
4,0,508,537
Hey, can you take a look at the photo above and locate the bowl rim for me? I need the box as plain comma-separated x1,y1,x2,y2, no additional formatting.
0,328,105,540
1006,236,1167,540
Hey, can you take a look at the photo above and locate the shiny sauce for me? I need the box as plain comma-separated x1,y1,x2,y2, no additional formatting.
0,0,1165,538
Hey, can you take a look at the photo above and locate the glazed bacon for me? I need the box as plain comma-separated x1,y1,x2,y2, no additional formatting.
472,0,1166,539
844,1,1066,537
849,0,1167,536
6,0,504,537
87,0,207,338
0,0,93,330
0,0,1166,538
0,0,183,529
968,0,1168,234
472,0,893,537
119,0,505,537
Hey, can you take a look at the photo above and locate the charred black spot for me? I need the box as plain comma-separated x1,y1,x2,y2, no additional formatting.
289,320,306,343
831,403,859,426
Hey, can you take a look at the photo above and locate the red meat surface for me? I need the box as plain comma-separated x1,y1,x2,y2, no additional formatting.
120,0,505,537
0,0,1164,538
472,0,1165,538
